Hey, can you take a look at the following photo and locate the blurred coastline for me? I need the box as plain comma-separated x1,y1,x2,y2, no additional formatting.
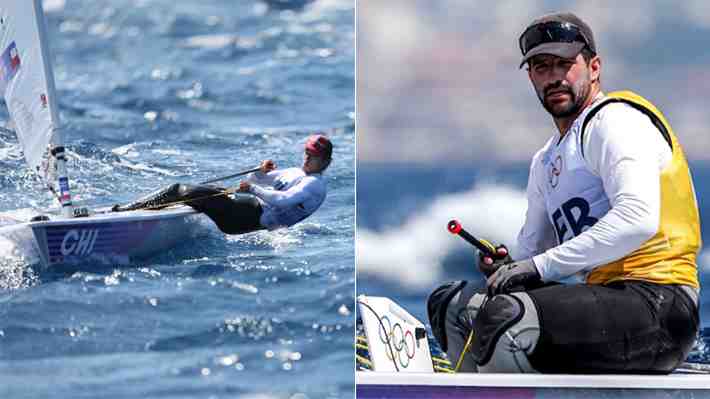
357,1,710,164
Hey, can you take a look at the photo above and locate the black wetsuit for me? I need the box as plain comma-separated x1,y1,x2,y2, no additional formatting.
430,280,698,374
527,281,698,373
114,183,264,235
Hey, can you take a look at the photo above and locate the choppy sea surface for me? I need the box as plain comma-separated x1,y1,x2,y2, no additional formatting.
0,1,354,398
357,162,710,366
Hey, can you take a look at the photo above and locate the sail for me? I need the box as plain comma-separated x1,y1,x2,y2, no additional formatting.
0,0,61,177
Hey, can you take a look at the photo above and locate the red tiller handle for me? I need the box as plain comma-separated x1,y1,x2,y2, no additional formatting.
447,220,462,234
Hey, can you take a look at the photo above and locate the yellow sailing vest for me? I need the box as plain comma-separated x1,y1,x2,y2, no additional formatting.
583,91,701,288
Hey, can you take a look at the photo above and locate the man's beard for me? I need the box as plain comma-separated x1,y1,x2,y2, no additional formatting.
536,73,591,118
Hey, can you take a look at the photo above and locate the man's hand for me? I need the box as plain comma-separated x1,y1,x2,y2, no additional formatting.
478,244,512,277
260,159,276,174
237,181,251,193
486,258,540,296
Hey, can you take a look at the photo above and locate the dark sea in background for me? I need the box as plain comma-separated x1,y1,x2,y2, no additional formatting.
0,1,354,398
357,162,710,365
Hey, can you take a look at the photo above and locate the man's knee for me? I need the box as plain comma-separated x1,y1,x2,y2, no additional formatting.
472,292,540,373
427,281,488,353
232,194,261,209
427,281,467,352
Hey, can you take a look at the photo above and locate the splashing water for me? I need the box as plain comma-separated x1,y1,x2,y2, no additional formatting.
0,236,39,290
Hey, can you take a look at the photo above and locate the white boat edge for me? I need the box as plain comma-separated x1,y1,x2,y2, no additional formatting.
29,205,199,226
0,205,206,268
356,370,710,390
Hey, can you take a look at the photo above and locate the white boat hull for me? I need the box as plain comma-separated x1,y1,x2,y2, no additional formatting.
356,371,710,398
1,206,204,268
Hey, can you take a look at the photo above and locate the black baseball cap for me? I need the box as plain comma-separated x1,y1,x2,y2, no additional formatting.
518,12,596,68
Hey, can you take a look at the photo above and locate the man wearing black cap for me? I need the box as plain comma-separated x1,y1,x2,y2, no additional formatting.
113,134,332,235
428,13,700,374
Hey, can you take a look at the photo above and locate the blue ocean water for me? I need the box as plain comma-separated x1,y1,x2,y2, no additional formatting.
0,1,354,398
357,162,710,364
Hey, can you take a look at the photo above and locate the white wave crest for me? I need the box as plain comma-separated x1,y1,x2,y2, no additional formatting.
698,249,710,273
0,221,41,290
182,34,237,49
42,0,65,13
357,184,526,290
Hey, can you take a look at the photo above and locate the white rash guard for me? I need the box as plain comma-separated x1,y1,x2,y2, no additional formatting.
516,93,673,282
246,167,327,230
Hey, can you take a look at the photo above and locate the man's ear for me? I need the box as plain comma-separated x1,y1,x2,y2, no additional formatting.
590,55,601,83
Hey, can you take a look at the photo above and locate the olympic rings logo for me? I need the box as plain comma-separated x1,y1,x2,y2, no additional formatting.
378,315,417,368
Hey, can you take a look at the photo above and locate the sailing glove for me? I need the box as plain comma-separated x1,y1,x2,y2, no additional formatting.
486,258,541,296
478,243,512,277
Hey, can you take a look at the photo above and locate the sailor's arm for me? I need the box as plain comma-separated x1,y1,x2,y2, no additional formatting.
532,104,669,282
480,151,554,279
249,176,322,208
516,151,558,260
245,160,279,185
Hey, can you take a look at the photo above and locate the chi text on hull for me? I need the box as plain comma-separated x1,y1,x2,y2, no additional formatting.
28,206,201,268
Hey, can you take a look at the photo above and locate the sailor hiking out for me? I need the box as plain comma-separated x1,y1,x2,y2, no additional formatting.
428,12,700,374
113,134,333,235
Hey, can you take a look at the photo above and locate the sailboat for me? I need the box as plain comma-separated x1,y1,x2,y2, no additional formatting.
0,0,203,267
356,296,710,398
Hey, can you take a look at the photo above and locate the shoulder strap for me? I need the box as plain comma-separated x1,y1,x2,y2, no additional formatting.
580,98,672,158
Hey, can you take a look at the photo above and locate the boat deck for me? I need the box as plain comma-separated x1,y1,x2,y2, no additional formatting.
357,370,710,389
357,371,710,398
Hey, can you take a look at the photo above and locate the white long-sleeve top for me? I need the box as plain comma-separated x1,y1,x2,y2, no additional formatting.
517,94,672,282
246,167,327,230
